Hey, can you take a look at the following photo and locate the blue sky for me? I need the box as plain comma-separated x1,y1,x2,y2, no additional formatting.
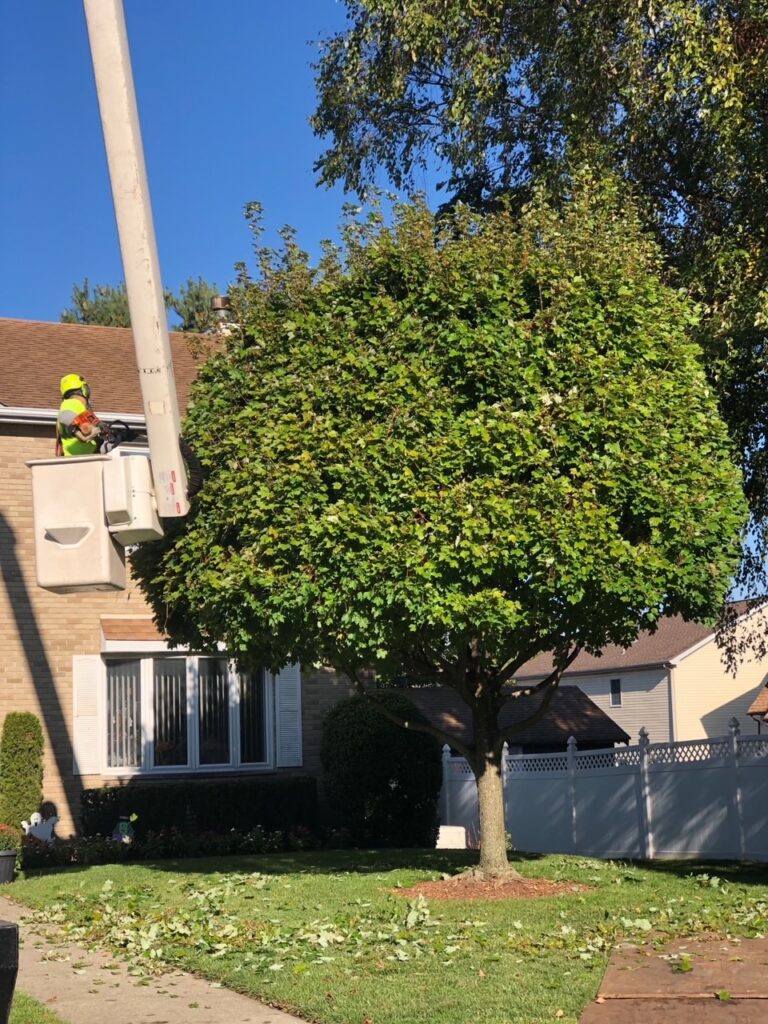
0,1,370,323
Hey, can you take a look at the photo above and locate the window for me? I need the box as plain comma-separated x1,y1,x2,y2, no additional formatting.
106,659,141,768
104,656,269,773
610,678,622,707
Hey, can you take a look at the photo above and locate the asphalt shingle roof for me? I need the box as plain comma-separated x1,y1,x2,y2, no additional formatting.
1,318,202,414
516,604,753,679
404,685,630,746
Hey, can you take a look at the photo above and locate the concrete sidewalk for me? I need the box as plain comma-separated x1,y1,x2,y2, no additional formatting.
580,934,768,1022
0,896,304,1024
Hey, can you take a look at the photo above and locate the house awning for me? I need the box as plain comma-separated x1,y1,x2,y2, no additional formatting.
99,616,186,654
748,685,768,723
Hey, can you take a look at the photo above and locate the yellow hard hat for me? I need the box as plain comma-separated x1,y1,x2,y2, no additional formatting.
60,373,90,399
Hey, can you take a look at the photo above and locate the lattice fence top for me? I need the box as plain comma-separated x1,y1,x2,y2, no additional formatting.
739,737,768,762
507,753,568,774
442,727,768,779
647,738,729,764
576,749,639,770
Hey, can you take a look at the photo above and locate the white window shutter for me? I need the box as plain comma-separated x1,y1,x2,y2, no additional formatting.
274,662,303,767
72,655,102,776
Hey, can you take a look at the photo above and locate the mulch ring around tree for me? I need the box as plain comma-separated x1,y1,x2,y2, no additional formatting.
393,875,593,901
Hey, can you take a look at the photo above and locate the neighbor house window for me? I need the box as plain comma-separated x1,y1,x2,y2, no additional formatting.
610,678,622,707
104,656,269,773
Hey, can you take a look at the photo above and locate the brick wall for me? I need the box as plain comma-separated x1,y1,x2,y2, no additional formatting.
0,425,150,834
0,424,352,836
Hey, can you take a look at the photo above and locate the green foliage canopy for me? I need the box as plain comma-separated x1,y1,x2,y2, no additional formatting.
134,183,746,689
312,2,768,537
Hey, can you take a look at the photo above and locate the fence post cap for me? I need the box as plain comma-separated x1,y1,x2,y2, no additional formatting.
567,735,577,752
729,717,740,736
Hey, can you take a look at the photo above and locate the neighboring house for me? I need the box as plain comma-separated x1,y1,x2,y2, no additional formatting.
516,609,768,744
748,685,768,732
404,685,630,754
0,318,352,836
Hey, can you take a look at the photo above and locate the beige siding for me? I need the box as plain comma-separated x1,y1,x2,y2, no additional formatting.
561,668,672,744
673,630,767,740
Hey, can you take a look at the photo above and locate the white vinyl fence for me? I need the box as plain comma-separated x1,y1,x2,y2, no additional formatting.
440,719,768,860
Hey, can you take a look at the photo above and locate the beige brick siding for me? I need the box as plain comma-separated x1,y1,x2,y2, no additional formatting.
0,425,352,836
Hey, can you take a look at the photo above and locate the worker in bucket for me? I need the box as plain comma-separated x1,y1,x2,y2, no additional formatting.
56,373,104,456
56,374,136,456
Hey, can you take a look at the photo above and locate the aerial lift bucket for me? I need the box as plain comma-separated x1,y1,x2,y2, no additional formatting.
27,452,163,593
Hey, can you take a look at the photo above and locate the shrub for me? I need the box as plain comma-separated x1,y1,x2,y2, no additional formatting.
0,824,20,852
0,712,43,831
80,775,317,838
19,823,325,871
320,692,442,847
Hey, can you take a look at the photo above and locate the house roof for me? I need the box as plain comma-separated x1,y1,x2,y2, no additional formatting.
404,685,630,747
515,604,754,679
748,685,768,722
0,317,202,415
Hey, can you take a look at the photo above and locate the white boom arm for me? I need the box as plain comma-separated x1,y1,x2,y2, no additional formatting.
82,0,190,517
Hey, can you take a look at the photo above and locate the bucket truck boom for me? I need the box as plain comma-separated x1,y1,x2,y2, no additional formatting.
27,0,199,592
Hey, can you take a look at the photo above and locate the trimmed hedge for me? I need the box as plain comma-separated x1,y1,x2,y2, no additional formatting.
0,712,44,831
21,823,324,870
80,775,317,838
320,692,442,848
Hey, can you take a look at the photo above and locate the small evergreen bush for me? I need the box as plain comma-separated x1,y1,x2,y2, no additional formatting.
320,692,442,848
0,712,43,831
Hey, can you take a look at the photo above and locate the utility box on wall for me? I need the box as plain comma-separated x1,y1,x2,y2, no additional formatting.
28,455,127,592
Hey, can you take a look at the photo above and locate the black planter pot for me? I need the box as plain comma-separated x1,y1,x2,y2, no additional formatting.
0,853,16,885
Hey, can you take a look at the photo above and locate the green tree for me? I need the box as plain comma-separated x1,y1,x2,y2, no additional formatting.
61,279,131,327
312,2,768,587
166,276,221,333
61,276,221,332
132,183,747,877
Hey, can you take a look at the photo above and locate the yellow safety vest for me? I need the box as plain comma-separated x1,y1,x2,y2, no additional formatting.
57,396,100,457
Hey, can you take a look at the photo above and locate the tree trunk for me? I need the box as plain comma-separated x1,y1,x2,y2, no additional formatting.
473,718,522,879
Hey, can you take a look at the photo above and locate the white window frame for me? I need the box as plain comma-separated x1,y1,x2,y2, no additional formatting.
101,654,275,778
610,677,622,708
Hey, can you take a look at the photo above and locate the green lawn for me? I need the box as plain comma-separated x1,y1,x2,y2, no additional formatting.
10,992,66,1024
9,851,768,1024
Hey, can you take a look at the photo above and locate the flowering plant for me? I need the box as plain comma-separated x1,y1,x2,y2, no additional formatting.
0,824,21,852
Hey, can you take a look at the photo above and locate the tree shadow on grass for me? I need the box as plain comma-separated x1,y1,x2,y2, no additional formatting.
24,848,546,880
623,857,768,887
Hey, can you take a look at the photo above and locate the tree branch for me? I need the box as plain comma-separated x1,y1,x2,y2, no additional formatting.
499,644,582,701
495,644,582,746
